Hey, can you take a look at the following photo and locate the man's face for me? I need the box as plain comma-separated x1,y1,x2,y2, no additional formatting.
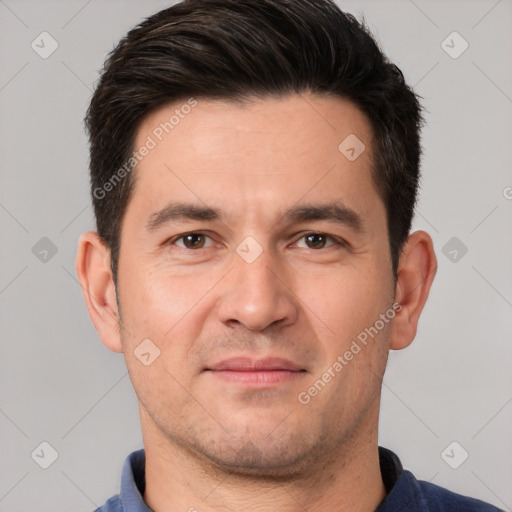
117,94,395,473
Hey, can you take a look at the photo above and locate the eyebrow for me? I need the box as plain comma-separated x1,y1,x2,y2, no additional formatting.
281,202,364,233
145,201,364,234
146,203,223,232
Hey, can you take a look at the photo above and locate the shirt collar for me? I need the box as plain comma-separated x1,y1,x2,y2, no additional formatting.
375,447,428,512
120,449,152,512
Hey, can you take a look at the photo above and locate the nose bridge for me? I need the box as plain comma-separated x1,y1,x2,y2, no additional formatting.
216,240,298,331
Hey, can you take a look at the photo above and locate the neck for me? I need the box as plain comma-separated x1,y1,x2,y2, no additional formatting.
142,407,387,512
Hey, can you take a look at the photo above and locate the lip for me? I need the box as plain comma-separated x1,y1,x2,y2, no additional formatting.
205,357,307,386
207,357,304,372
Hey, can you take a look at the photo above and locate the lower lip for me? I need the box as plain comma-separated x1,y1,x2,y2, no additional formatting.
207,370,306,386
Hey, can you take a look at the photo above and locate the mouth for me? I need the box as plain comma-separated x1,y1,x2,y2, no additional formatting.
205,357,307,386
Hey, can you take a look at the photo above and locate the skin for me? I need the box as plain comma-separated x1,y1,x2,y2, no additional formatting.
76,93,436,512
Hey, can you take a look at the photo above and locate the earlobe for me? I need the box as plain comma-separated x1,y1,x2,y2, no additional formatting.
75,231,123,353
390,230,437,351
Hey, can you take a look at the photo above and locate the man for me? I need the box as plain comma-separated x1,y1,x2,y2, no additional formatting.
75,0,501,510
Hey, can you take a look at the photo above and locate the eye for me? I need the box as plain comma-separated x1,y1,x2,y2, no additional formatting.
294,232,344,250
172,233,214,250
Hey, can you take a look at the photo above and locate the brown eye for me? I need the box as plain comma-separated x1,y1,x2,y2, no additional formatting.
305,233,328,249
178,233,207,249
294,232,344,250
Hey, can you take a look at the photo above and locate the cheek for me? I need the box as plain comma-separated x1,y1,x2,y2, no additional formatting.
118,259,218,376
298,262,392,405
294,261,390,343
119,256,203,331
119,269,208,398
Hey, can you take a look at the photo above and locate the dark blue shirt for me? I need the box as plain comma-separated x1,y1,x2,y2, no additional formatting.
94,447,503,511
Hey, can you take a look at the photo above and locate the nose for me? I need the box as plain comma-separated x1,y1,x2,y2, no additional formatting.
216,247,299,331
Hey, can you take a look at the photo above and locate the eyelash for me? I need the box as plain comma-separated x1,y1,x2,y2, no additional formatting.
167,232,347,251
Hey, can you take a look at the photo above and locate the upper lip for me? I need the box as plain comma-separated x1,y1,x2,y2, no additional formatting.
207,357,305,372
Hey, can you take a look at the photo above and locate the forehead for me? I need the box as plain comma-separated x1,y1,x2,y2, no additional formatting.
135,93,372,163
128,94,380,229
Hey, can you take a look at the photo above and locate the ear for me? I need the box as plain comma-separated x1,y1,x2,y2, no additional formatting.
390,230,437,350
75,231,123,353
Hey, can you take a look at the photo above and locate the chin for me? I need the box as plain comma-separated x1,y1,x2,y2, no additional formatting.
202,445,315,479
187,422,323,479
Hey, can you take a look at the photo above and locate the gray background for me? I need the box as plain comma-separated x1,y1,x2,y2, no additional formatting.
1,0,511,510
